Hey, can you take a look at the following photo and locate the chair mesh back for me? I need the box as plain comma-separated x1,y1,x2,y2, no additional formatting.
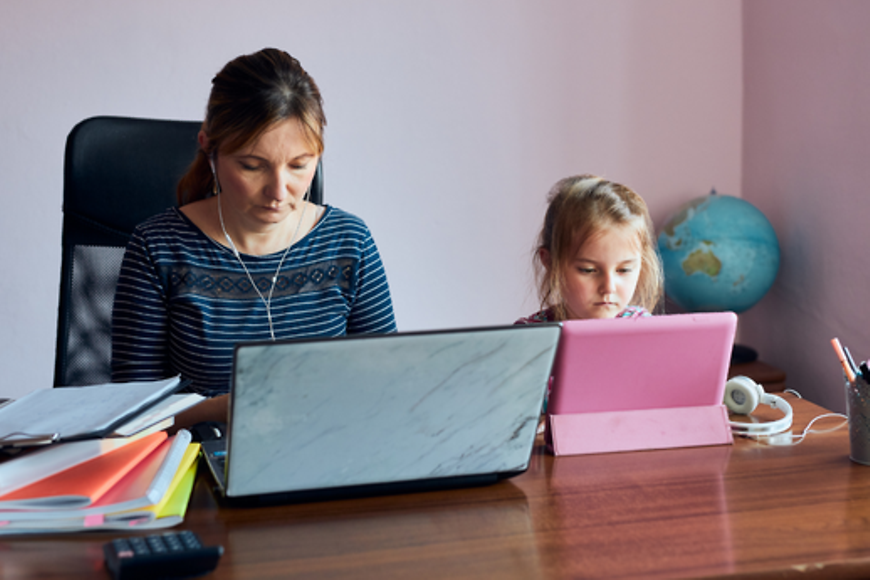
63,246,125,386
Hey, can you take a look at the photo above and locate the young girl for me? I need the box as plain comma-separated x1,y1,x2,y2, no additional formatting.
517,174,663,323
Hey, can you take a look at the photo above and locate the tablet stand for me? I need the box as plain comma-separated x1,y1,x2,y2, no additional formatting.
547,404,734,456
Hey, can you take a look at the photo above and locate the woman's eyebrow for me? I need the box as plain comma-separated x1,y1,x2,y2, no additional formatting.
238,152,315,163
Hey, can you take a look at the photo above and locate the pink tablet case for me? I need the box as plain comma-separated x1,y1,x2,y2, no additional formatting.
547,312,737,456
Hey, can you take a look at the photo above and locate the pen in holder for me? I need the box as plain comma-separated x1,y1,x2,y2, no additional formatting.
845,373,870,465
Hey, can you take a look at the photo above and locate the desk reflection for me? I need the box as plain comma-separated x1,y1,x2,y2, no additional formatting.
521,443,734,579
188,476,541,579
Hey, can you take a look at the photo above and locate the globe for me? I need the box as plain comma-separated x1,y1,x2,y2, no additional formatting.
657,192,780,313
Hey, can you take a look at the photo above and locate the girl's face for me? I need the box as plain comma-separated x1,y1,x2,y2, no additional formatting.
557,224,642,320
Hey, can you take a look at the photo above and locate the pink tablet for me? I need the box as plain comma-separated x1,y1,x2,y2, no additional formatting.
547,312,738,455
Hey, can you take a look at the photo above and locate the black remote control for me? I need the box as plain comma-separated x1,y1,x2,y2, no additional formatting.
103,530,223,580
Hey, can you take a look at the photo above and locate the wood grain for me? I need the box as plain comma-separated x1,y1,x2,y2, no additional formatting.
1,395,864,579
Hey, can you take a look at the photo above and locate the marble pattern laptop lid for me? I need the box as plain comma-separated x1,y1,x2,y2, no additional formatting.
223,324,561,499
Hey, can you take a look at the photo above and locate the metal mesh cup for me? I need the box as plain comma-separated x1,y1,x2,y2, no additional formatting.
846,374,870,464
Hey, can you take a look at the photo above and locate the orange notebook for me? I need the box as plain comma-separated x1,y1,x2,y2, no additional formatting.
0,436,138,496
0,431,167,510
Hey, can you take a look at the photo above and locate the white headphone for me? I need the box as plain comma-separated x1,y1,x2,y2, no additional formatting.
724,375,793,436
208,154,221,193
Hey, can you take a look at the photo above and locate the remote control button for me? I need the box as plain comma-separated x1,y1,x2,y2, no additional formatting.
146,536,168,553
164,534,183,552
129,537,150,555
179,531,201,549
112,539,134,559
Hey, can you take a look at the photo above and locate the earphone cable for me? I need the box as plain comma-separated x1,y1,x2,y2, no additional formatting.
217,191,309,341
753,412,847,445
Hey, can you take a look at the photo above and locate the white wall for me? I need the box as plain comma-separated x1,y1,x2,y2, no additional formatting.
0,0,742,399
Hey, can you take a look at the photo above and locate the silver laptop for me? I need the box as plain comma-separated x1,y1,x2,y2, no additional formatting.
202,324,561,504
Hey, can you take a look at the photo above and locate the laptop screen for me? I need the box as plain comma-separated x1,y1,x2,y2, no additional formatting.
223,324,561,500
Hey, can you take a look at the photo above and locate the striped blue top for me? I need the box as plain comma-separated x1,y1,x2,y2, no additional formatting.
111,206,397,396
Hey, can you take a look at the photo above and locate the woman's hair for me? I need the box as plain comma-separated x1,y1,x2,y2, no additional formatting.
534,174,664,320
177,48,326,205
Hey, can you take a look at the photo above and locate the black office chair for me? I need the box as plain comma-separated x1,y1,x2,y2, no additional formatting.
54,116,324,386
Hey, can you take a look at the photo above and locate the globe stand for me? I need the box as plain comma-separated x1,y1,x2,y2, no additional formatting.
731,343,758,365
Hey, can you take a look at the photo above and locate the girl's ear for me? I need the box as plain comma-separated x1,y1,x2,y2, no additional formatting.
538,248,552,270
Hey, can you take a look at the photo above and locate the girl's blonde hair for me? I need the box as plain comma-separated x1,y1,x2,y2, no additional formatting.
534,174,664,320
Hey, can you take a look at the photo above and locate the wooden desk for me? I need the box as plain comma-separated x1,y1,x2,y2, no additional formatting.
3,396,866,580
728,360,787,392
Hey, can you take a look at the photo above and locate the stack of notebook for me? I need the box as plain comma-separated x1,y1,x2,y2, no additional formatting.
0,376,202,534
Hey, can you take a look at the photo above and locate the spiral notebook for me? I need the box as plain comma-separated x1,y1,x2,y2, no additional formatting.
203,324,561,505
0,377,186,448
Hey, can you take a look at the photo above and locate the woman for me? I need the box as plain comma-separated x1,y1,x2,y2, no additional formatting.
112,48,397,425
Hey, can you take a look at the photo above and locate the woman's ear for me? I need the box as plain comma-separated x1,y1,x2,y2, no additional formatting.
197,130,211,154
538,248,552,270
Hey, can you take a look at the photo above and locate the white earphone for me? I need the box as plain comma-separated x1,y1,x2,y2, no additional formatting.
209,154,242,258
724,375,793,436
208,154,221,193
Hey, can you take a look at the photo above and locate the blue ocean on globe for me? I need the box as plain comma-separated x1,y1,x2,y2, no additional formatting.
657,193,780,313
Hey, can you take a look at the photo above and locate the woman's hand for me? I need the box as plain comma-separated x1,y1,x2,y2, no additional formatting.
169,394,229,433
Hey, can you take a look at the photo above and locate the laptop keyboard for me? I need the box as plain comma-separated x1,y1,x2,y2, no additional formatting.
202,440,228,488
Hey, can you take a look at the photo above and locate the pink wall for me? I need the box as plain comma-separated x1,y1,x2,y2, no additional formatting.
0,1,743,399
741,0,870,411
1,0,858,412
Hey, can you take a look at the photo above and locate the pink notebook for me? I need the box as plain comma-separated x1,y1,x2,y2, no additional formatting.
547,312,737,456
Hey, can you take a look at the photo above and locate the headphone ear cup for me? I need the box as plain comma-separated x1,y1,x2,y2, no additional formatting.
724,376,763,415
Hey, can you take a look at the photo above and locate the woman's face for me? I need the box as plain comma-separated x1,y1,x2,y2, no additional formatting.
557,224,642,320
214,118,320,231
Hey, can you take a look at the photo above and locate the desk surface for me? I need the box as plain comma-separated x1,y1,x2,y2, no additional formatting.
4,395,867,580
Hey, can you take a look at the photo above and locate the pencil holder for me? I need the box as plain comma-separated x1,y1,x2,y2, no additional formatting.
845,374,870,465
